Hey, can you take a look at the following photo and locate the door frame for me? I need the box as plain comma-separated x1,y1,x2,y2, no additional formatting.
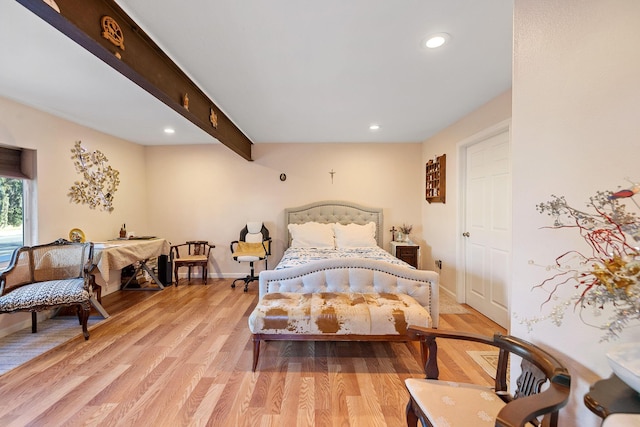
455,118,512,304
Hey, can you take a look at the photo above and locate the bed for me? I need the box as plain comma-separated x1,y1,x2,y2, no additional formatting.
248,200,439,370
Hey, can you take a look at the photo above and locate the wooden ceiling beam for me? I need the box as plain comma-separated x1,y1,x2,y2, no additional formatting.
17,0,253,161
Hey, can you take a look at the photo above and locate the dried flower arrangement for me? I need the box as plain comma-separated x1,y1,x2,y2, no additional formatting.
521,179,640,341
399,224,413,235
68,141,120,212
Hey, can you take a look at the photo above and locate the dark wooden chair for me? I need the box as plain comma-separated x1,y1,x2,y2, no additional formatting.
405,327,571,427
170,241,215,285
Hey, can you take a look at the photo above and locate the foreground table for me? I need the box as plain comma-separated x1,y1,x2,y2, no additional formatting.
584,375,640,419
91,238,171,317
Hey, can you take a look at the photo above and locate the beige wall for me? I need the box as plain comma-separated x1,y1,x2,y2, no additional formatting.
0,97,149,243
421,90,512,296
0,96,150,333
420,2,640,424
0,93,424,284
145,142,423,277
510,1,640,425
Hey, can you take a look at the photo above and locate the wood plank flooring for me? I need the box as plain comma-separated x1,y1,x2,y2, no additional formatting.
0,279,505,426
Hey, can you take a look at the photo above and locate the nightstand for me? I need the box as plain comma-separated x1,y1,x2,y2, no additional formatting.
390,241,420,268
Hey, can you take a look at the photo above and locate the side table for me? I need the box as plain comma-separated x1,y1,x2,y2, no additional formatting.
390,241,420,268
584,375,640,419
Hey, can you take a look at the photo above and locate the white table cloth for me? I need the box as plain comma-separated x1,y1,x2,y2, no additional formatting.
93,238,170,283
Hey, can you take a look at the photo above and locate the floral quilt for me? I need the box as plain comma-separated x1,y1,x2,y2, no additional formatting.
275,246,412,270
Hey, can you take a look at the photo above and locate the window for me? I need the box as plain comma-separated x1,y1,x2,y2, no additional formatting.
0,177,23,267
0,146,36,270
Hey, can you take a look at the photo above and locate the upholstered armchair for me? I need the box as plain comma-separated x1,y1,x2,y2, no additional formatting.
0,239,95,339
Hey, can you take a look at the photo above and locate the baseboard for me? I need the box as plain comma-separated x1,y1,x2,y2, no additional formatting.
175,273,247,280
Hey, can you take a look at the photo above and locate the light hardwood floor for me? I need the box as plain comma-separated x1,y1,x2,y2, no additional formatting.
0,279,505,426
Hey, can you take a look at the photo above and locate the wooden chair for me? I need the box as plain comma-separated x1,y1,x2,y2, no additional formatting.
170,241,214,285
405,327,571,427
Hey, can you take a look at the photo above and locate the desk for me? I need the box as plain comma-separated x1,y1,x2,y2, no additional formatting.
91,239,170,317
584,375,640,419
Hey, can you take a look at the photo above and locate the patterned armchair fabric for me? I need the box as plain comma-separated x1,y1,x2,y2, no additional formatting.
0,239,94,340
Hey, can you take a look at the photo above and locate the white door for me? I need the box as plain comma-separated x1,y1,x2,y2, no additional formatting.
462,128,511,327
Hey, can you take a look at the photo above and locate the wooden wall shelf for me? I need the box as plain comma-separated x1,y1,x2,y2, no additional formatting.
425,154,446,203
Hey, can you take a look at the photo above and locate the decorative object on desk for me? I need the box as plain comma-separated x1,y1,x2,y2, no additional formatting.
399,224,413,242
119,224,127,238
69,228,85,243
390,226,397,242
607,342,640,393
68,141,120,213
520,178,640,341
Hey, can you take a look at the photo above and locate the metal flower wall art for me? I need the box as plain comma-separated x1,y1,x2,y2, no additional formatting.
522,178,640,341
68,141,120,212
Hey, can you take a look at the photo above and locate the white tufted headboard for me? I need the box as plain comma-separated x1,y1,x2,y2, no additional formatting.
285,200,384,247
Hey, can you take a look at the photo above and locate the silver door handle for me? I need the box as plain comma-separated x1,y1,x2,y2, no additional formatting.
462,232,470,237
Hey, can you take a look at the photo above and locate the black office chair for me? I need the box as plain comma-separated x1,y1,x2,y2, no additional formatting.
230,222,271,292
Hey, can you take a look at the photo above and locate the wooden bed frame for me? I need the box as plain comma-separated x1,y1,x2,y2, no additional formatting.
249,201,439,371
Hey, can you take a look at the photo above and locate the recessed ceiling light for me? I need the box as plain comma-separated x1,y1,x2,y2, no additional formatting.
369,124,380,131
423,33,450,49
164,127,175,134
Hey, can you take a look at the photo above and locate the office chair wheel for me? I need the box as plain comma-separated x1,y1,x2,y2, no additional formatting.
231,277,247,290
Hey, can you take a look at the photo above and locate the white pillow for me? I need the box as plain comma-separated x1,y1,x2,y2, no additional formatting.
288,222,335,248
333,222,377,248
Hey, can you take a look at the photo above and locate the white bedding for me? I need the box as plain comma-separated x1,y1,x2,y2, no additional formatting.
275,246,412,270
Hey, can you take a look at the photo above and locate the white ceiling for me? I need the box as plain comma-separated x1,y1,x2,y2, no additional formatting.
0,0,513,147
